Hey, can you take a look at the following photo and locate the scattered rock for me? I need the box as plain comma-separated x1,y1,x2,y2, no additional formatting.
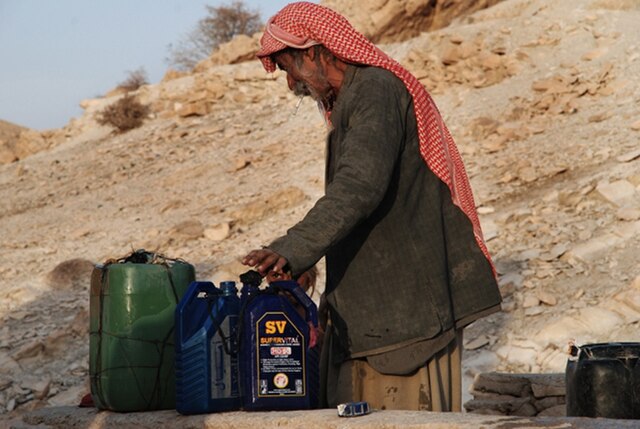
0,353,21,376
232,157,251,172
470,372,532,397
161,69,188,82
616,207,640,221
407,36,519,92
465,396,532,415
177,102,208,117
530,374,566,397
616,149,640,163
0,379,11,391
465,335,490,350
70,309,89,336
607,293,640,323
160,199,185,214
46,259,95,291
21,376,51,400
47,384,87,407
522,294,540,308
537,290,558,306
8,311,29,321
524,307,544,317
206,34,260,67
464,351,501,377
538,404,566,416
203,80,227,99
44,330,74,358
480,218,499,241
170,220,205,241
541,244,568,261
595,180,637,206
230,187,307,225
501,300,516,312
581,47,608,61
536,307,624,345
0,140,18,164
614,220,640,239
204,223,231,242
477,206,495,215
6,397,16,412
11,341,44,362
562,233,620,262
467,373,565,417
587,112,610,123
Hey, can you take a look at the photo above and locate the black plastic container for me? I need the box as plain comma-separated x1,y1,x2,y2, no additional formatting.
566,342,640,419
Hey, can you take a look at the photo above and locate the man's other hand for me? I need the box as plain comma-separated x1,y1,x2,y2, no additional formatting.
242,248,289,276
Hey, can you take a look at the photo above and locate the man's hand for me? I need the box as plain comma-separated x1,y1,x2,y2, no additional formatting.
242,248,289,276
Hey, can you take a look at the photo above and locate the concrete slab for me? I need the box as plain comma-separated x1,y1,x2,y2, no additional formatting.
13,406,640,429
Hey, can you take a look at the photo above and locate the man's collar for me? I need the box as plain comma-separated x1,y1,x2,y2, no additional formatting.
340,64,359,93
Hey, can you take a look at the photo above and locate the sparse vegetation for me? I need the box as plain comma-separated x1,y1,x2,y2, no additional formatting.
166,1,262,70
117,67,149,92
96,94,150,133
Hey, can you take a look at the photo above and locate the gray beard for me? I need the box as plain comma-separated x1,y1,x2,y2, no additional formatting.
293,78,334,111
293,80,312,98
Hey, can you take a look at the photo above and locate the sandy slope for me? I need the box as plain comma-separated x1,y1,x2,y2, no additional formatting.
1,0,640,416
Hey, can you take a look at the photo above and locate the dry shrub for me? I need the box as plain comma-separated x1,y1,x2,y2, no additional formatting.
201,1,262,46
167,0,262,70
97,94,150,133
117,67,149,91
46,258,95,291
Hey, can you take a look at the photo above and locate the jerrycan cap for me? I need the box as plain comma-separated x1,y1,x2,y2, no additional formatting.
220,281,237,295
239,270,263,286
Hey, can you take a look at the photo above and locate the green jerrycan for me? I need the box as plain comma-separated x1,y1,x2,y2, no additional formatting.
89,250,195,412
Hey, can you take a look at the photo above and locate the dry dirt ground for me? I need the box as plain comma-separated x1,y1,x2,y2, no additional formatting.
1,0,640,420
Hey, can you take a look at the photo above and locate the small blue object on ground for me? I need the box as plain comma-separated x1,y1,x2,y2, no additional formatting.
337,401,371,417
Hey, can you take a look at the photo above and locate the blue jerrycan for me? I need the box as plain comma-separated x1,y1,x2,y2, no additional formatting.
175,281,241,414
239,270,319,411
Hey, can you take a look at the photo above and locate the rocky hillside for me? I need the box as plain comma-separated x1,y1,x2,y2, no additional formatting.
0,120,26,146
0,120,67,166
1,0,640,420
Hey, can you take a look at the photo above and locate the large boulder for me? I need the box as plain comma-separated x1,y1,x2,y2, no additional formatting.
321,0,504,43
194,33,261,72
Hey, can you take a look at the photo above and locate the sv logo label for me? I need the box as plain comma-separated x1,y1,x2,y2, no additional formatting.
265,320,287,334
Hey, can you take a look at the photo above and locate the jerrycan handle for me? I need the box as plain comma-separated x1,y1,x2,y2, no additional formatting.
269,280,318,328
176,281,220,340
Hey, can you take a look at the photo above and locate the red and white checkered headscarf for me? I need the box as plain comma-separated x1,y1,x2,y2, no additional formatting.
257,2,495,273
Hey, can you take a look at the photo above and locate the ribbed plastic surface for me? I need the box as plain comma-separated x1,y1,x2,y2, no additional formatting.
175,281,241,414
239,276,319,411
89,259,194,412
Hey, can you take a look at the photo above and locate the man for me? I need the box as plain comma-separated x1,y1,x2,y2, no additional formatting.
242,2,501,411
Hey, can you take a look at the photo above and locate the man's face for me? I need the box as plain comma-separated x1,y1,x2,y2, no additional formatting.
273,50,333,105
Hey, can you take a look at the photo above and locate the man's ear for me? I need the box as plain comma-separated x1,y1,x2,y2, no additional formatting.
304,46,316,61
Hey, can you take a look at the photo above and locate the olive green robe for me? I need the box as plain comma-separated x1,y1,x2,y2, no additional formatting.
269,65,501,374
